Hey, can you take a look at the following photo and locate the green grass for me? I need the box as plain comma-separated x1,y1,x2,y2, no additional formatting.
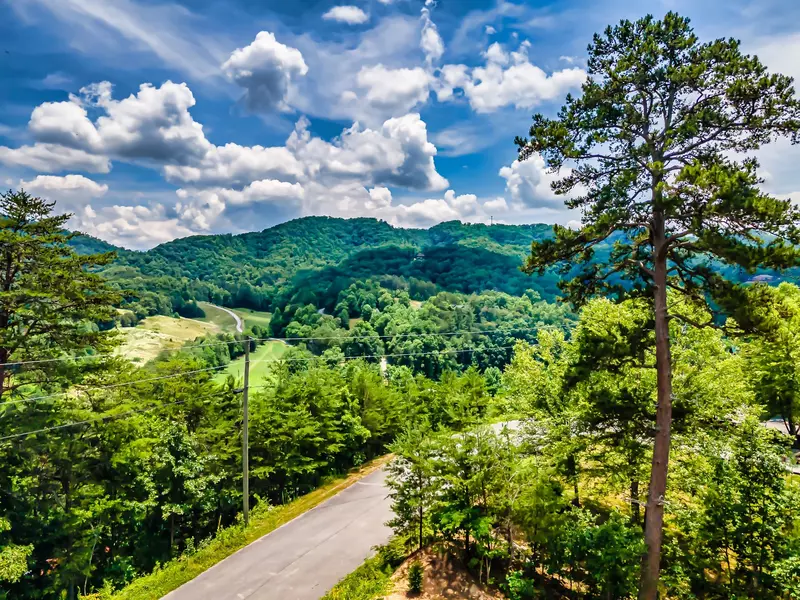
117,316,220,364
235,307,272,329
107,458,389,600
320,554,393,600
213,341,289,385
196,302,239,331
196,303,272,333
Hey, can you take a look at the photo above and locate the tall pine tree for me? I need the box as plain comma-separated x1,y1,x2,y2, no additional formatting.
515,13,800,598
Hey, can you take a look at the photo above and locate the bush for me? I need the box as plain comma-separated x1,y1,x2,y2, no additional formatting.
504,570,537,600
408,561,424,594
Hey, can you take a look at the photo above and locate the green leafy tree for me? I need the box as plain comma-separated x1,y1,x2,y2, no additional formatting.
516,13,800,597
387,427,437,553
745,282,800,442
0,518,31,585
0,190,120,400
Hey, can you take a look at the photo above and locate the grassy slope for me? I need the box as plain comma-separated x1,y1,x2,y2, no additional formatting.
213,341,288,384
197,302,272,332
234,307,272,329
196,302,239,331
117,316,220,364
320,555,393,600
108,458,389,600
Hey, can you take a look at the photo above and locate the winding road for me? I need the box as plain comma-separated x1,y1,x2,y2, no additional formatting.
209,304,243,333
163,467,392,600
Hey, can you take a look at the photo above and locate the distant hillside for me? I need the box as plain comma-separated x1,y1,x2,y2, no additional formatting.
70,218,565,319
71,216,798,323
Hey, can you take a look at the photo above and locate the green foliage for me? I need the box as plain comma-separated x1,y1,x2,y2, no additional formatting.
0,518,31,584
320,544,395,600
516,12,800,597
407,561,424,593
745,282,800,441
665,420,800,598
504,570,537,600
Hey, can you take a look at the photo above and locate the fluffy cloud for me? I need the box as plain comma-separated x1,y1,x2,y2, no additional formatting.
222,31,308,113
175,180,305,231
21,173,108,197
499,155,562,208
163,143,304,188
75,203,196,248
0,144,110,173
390,189,495,227
420,7,444,66
287,15,425,125
28,81,211,166
20,173,108,215
323,6,369,25
355,65,432,115
437,41,586,113
288,114,448,191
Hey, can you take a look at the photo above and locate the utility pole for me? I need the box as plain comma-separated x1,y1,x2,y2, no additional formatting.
242,337,250,527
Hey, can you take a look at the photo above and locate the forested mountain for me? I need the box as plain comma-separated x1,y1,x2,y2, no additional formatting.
75,216,798,327
73,218,565,320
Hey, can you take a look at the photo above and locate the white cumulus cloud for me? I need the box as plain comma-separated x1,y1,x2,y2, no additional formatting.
222,31,308,113
0,144,110,173
356,65,432,115
323,5,369,25
420,6,444,66
436,41,587,113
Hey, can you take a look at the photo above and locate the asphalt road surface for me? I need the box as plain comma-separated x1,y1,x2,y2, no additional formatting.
163,467,393,600
209,304,243,333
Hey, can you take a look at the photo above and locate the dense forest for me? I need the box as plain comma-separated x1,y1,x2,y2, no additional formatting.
71,216,799,328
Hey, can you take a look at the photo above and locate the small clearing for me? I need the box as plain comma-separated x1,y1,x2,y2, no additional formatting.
197,302,272,333
410,300,423,310
386,550,504,600
213,340,289,385
197,302,239,331
117,316,220,364
234,307,272,330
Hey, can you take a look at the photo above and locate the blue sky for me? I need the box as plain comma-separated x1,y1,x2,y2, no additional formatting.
1,0,799,248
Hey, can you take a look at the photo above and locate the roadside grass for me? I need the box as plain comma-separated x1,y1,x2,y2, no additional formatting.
106,457,390,600
116,316,220,365
234,307,272,329
212,341,288,384
196,302,238,331
320,554,393,600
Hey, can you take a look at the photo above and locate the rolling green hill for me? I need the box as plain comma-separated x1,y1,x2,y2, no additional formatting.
73,217,799,327
73,218,563,319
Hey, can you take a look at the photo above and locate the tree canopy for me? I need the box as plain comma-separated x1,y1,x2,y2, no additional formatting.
516,12,800,598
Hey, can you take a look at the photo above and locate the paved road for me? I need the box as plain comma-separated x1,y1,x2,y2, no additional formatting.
164,468,393,600
210,304,244,333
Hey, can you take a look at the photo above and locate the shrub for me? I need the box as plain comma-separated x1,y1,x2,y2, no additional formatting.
408,561,424,594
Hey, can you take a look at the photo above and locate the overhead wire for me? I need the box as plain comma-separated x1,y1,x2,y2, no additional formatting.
0,398,190,442
0,365,229,407
0,325,539,368
0,344,517,441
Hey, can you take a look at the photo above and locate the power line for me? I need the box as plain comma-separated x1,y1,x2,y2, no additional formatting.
0,326,540,368
0,398,190,442
0,345,515,437
0,338,249,368
0,365,229,407
251,326,541,344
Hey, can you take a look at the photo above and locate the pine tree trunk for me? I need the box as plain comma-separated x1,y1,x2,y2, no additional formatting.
631,480,640,524
640,217,673,600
